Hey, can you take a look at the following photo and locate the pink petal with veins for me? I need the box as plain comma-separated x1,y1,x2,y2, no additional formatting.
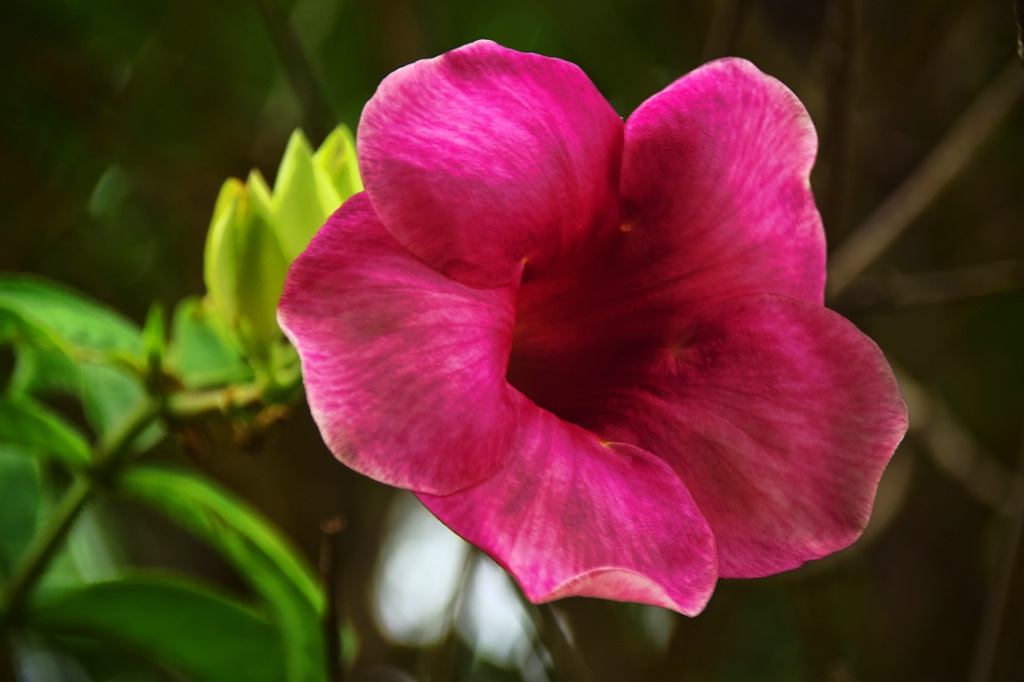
280,43,909,615
359,40,624,288
278,193,519,495
621,58,825,314
597,295,908,577
420,398,718,616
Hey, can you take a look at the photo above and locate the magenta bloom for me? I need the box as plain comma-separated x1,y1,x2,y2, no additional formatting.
278,41,908,615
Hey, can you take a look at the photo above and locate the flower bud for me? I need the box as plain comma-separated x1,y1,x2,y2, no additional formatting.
269,130,326,262
202,126,362,361
203,173,288,360
313,125,363,217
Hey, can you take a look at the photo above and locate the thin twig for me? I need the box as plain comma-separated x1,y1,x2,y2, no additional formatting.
899,368,1016,514
1014,0,1023,65
969,420,1024,682
320,516,346,682
701,0,743,61
164,381,265,417
827,58,1023,299
253,0,336,142
818,0,859,233
533,603,593,682
843,259,1024,309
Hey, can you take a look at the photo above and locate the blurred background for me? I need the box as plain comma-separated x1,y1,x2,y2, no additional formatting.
1,0,1023,680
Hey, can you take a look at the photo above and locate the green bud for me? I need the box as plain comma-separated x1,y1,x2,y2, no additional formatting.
203,178,244,327
201,175,288,362
236,172,289,356
200,126,363,364
313,125,362,216
246,167,274,214
269,126,364,261
270,130,327,262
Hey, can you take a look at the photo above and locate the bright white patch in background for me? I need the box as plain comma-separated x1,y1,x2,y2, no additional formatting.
14,636,91,682
372,492,469,645
459,555,536,666
372,493,544,679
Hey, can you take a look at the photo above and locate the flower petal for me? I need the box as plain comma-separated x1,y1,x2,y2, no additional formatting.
278,193,519,495
620,58,825,310
358,40,624,288
598,294,908,578
419,398,718,615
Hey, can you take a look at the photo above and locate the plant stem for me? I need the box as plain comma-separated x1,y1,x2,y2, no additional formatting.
164,382,265,417
93,400,163,473
0,400,162,623
163,359,302,419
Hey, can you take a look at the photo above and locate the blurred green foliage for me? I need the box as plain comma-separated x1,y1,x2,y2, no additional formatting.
2,0,1023,681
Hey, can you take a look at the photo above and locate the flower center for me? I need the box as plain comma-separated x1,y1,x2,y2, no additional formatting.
505,319,618,429
503,237,652,431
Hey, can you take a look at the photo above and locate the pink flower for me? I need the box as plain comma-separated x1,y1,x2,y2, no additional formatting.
278,41,908,615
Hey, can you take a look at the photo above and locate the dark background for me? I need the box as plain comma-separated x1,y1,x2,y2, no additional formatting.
2,1,1023,680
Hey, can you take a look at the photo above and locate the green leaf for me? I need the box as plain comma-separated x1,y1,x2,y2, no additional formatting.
0,307,60,349
167,296,253,389
26,634,178,682
0,445,42,578
7,633,101,682
141,301,166,374
117,466,325,682
9,346,160,448
0,396,91,468
29,575,288,682
81,364,159,448
7,345,80,397
0,274,142,357
0,276,154,444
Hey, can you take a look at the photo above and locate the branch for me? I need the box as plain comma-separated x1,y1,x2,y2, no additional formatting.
899,369,1016,514
969,418,1024,682
842,259,1024,309
254,0,336,142
827,58,1023,299
1015,0,1023,66
818,0,860,232
701,0,742,61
